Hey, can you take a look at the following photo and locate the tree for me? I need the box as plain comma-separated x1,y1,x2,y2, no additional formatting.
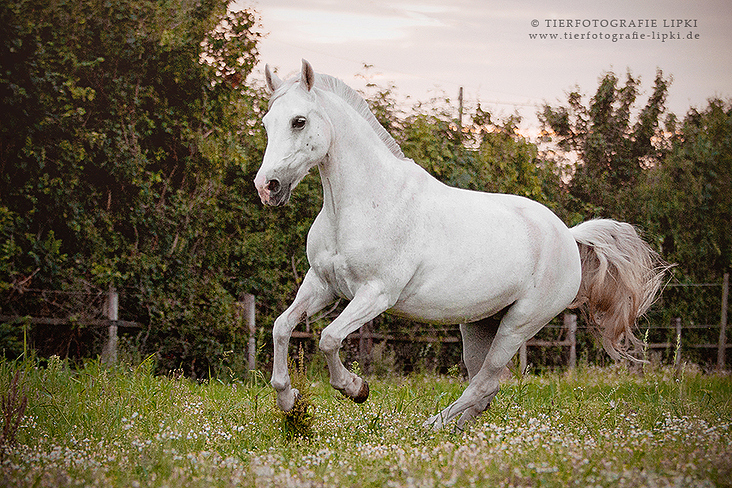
539,70,671,222
638,98,732,366
648,98,732,280
0,0,271,375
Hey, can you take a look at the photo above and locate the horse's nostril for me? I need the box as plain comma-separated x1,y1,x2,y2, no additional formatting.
267,179,281,193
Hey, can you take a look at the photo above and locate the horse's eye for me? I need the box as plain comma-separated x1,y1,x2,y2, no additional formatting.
291,116,307,130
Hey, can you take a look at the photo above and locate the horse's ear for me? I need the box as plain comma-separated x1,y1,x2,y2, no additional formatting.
265,64,282,93
301,59,315,91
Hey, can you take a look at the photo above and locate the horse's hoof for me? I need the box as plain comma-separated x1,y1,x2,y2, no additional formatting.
278,388,301,412
423,414,443,430
352,379,369,404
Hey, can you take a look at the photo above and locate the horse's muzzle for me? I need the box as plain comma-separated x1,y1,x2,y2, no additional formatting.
255,177,291,206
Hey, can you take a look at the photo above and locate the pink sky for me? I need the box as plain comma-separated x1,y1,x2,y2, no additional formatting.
238,0,732,133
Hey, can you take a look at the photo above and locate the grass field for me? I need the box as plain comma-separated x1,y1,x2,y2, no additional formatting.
1,355,731,487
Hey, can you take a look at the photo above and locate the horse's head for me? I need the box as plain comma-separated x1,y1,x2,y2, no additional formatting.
254,60,332,206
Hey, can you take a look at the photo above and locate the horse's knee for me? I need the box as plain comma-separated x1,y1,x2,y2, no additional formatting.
319,332,340,354
272,318,291,345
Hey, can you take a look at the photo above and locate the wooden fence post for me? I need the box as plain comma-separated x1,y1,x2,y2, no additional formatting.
718,272,729,371
240,294,257,372
566,313,577,370
102,287,118,364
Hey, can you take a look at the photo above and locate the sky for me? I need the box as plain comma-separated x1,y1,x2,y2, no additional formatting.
235,0,732,135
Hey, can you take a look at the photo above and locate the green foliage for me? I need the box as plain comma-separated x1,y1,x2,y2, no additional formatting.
641,99,732,362
647,98,732,279
0,368,28,448
397,100,551,204
360,72,552,205
0,0,272,376
540,72,731,366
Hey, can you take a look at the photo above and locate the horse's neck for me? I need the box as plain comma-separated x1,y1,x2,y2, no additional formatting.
317,95,405,216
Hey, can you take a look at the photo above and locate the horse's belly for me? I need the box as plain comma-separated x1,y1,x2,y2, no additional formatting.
388,250,529,323
388,289,516,325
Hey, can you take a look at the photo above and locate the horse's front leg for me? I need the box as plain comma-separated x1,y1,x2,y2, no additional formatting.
271,269,335,411
319,282,392,403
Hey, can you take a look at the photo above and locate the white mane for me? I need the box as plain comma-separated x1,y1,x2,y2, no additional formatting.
270,73,407,161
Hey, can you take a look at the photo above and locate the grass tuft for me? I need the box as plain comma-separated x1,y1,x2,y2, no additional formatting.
277,346,315,441
0,369,28,448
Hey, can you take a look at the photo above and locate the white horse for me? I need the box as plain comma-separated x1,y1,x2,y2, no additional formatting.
254,60,667,429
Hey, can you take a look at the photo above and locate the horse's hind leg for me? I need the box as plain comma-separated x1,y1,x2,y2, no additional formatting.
460,306,513,380
444,315,503,428
426,300,554,430
460,315,501,380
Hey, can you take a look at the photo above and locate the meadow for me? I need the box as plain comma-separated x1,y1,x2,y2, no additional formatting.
1,355,731,488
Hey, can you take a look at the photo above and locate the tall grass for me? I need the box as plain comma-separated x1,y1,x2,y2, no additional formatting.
1,355,730,487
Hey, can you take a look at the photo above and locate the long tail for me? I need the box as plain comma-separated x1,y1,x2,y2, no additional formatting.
569,219,671,361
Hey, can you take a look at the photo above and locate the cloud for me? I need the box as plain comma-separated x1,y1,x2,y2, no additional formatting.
245,0,732,131
267,4,445,43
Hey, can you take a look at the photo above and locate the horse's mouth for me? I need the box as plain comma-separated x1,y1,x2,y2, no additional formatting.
269,187,292,206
